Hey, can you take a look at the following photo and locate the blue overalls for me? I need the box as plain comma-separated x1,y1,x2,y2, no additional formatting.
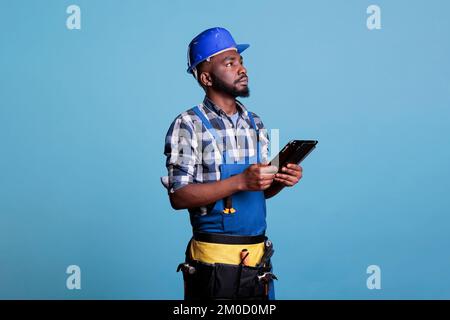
191,105,275,299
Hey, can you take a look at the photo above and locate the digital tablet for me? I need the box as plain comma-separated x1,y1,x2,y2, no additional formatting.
269,140,318,171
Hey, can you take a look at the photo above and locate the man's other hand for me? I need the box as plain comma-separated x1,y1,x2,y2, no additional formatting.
273,163,303,187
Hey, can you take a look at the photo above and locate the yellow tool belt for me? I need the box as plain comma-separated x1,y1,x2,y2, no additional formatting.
188,232,266,267
190,239,265,267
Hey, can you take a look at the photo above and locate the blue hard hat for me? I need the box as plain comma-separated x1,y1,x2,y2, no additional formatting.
187,27,249,74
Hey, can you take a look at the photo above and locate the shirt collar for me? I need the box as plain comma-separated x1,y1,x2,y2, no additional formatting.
202,96,248,118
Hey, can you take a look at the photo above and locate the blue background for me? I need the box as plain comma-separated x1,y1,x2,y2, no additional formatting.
1,0,449,299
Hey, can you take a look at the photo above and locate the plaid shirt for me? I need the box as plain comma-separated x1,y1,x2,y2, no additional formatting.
162,96,269,199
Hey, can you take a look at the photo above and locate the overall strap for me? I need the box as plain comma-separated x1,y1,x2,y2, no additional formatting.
247,111,261,164
193,106,226,163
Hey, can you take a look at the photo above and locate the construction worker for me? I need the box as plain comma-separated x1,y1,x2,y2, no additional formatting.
161,27,303,300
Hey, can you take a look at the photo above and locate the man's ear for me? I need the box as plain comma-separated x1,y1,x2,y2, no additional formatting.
199,72,212,87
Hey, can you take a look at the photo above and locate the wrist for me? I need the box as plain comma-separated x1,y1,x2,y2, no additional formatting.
233,173,245,192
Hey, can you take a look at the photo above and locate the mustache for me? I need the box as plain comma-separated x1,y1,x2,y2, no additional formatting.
234,75,248,84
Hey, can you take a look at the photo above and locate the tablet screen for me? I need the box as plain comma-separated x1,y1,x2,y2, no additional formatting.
269,140,318,170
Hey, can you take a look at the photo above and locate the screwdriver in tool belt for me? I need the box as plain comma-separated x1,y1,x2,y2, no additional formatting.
240,249,250,266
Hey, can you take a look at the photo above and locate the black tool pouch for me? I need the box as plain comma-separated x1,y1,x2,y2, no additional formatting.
212,262,268,299
178,259,272,300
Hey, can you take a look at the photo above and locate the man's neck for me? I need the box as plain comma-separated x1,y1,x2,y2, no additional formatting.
206,92,237,116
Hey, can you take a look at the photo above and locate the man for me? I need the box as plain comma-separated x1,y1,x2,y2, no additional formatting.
162,27,303,300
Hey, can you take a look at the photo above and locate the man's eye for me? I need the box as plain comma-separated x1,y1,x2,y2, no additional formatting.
226,62,232,67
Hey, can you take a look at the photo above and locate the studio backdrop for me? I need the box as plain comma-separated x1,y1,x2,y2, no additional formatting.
1,0,450,299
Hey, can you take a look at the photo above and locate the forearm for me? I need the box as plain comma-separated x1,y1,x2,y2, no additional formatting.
264,181,285,199
169,175,242,210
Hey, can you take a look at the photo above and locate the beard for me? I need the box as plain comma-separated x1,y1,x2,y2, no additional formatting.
210,73,250,98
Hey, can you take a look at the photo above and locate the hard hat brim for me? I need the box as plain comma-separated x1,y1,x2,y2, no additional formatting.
236,44,250,54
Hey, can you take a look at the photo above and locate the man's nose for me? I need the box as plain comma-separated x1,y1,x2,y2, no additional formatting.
238,64,247,75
